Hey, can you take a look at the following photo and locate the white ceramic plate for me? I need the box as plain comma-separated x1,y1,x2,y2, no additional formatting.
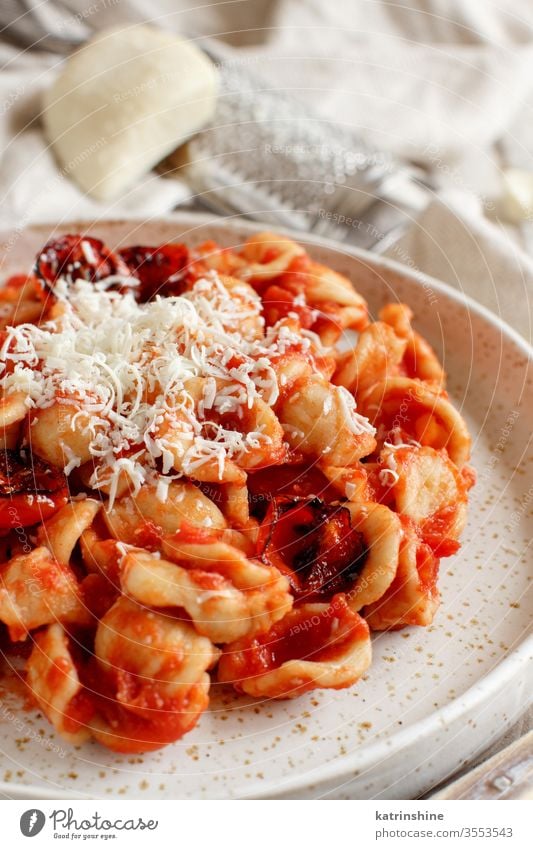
0,213,531,800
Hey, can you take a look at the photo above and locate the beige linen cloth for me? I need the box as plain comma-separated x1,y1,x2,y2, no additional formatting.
0,0,531,794
1,0,533,337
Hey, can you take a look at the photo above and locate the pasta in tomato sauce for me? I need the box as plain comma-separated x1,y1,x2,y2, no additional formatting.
0,231,474,752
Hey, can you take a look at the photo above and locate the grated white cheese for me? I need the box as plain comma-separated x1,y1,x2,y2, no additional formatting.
0,272,290,506
345,481,358,500
1,268,377,508
384,432,422,449
378,467,400,486
335,385,376,437
80,239,98,266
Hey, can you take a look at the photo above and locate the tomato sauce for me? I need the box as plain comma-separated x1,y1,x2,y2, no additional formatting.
226,594,367,679
82,658,208,753
80,574,119,620
416,543,440,595
131,520,163,551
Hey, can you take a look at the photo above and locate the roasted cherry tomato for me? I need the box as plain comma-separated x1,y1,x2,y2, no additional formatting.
34,234,132,290
2,274,36,290
258,496,367,600
118,243,190,301
0,449,68,528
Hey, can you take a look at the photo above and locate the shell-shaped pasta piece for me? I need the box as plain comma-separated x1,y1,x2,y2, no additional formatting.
164,534,292,624
266,314,337,376
218,594,371,698
27,401,95,469
79,531,123,581
181,455,247,484
334,322,407,394
219,528,257,555
0,419,21,450
235,398,286,471
379,303,445,385
384,445,469,547
238,232,306,283
292,262,369,344
26,624,92,744
0,391,28,427
0,276,45,329
0,546,89,640
279,375,376,466
192,239,248,278
37,498,101,564
343,503,402,610
359,377,471,466
318,464,369,502
90,597,216,753
121,543,292,644
364,526,440,629
155,402,246,485
271,350,314,395
0,392,26,449
102,481,226,544
217,274,264,341
209,482,258,544
0,298,44,329
164,376,285,476
260,256,368,343
75,460,130,500
305,261,368,311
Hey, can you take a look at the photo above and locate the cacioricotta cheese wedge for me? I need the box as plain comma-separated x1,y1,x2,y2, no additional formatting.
42,25,218,201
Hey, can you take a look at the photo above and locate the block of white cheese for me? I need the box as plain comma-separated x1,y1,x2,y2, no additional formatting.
42,26,218,201
501,168,533,223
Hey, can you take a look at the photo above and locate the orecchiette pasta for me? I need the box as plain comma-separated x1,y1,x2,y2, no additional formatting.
27,401,97,469
363,524,440,629
102,480,226,543
379,303,446,385
0,274,45,329
278,375,376,467
359,377,471,467
121,541,292,643
1,392,30,450
26,623,93,744
343,502,402,610
238,231,306,282
334,321,407,394
0,230,474,753
0,547,89,640
37,498,101,564
381,445,471,552
218,594,371,698
0,391,28,427
90,597,217,752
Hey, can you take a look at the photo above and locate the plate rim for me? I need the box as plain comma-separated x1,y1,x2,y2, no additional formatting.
0,211,531,800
